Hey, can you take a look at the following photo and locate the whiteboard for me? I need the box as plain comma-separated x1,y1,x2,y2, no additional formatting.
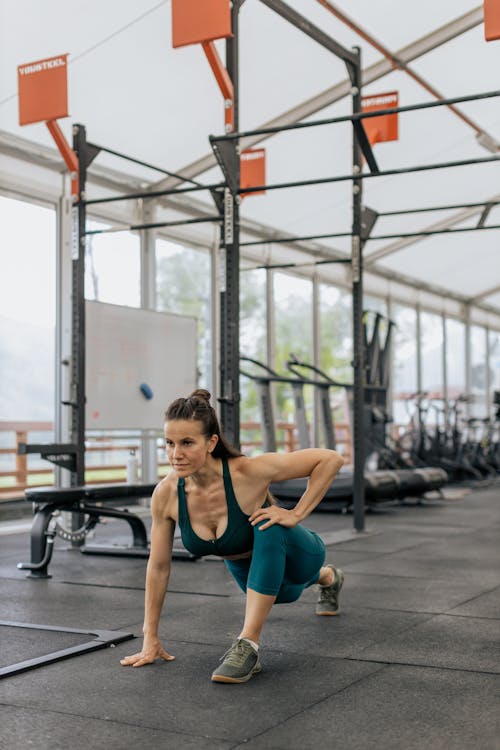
85,301,197,430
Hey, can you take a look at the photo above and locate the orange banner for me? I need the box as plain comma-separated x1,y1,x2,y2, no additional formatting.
484,0,500,41
361,91,399,146
240,149,266,198
172,0,232,48
18,54,69,126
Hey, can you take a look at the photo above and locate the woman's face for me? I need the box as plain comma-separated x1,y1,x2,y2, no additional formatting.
164,419,217,476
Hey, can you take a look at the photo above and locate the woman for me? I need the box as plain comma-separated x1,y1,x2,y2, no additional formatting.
121,389,344,684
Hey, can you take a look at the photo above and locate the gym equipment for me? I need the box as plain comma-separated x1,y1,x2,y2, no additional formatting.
0,621,133,679
240,356,315,451
271,466,447,510
397,392,500,481
285,354,350,450
241,351,448,508
357,310,396,464
240,355,356,452
18,483,198,579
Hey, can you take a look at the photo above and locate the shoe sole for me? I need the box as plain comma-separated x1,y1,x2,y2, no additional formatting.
211,664,262,684
316,609,340,616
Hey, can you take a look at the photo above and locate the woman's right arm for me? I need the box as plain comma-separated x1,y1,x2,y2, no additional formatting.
120,482,176,668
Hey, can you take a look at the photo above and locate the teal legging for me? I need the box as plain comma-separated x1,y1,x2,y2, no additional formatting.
225,522,326,604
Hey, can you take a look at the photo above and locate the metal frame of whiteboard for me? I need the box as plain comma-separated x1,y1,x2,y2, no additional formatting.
85,301,197,430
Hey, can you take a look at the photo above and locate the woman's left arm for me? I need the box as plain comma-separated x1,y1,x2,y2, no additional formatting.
247,449,344,530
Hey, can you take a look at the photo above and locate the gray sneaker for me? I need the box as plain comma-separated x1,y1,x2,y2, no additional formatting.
211,638,262,683
316,564,344,616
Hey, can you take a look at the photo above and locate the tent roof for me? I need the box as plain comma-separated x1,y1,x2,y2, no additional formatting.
1,0,500,324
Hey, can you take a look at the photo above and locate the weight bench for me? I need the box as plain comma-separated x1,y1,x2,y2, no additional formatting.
18,483,198,579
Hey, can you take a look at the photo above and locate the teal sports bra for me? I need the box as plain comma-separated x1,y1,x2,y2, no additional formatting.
177,457,254,557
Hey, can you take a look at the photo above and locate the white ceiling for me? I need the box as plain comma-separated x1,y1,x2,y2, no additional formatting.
1,0,500,321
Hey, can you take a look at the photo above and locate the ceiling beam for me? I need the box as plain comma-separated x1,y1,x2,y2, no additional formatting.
468,282,500,303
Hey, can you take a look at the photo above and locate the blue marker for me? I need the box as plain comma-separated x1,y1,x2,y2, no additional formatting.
140,383,154,400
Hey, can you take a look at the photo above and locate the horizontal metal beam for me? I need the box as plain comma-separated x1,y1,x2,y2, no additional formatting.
211,89,500,143
380,199,500,217
242,222,500,248
239,153,500,194
365,190,500,266
83,182,224,205
84,215,222,236
245,257,352,271
368,224,500,241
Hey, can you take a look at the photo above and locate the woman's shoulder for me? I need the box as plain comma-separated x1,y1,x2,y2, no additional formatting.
226,453,273,479
151,472,178,518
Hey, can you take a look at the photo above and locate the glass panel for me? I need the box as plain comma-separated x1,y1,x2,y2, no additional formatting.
489,330,500,419
489,331,500,421
0,195,56,490
85,220,140,307
156,238,211,389
420,311,444,424
392,304,417,428
273,273,313,449
319,285,352,452
319,285,353,384
445,318,466,399
470,325,488,418
240,269,267,448
364,296,389,376
364,295,387,319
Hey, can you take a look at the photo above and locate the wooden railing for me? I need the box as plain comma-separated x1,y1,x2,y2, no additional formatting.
0,420,351,500
0,422,55,496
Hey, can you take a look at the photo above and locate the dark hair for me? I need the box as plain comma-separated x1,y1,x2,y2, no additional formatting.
164,389,242,459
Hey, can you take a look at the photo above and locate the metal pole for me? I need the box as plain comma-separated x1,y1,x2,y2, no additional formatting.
211,87,500,142
140,202,158,485
55,186,74,489
219,0,241,447
351,49,365,532
312,275,321,447
86,141,206,187
72,124,87,486
237,153,500,195
83,183,224,206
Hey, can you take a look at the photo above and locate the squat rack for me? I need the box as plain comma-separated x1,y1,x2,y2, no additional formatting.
211,0,374,532
209,0,500,532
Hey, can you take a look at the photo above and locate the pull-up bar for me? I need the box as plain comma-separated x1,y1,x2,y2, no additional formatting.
211,88,500,142
241,221,500,250
379,198,500,217
83,182,225,206
84,215,222,236
246,258,352,272
238,153,500,195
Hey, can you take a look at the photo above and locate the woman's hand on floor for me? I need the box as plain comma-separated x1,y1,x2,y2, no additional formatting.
120,637,175,667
